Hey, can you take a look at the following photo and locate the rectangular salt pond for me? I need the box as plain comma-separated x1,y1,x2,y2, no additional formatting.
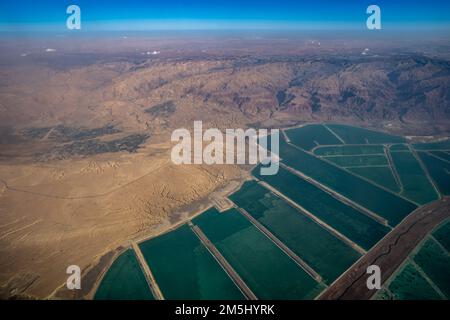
253,165,390,250
139,224,244,300
278,142,417,225
94,249,155,300
390,151,439,204
326,124,405,144
229,181,361,284
285,124,342,151
193,208,325,299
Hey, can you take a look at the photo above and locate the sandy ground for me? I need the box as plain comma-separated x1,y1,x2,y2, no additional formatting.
1,40,449,300
0,142,244,299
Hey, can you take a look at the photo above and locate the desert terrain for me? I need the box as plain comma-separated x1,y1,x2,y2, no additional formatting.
0,34,450,299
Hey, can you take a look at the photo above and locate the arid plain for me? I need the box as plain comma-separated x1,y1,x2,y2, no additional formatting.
0,34,449,298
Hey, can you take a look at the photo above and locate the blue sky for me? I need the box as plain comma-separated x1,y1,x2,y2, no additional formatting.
1,0,450,31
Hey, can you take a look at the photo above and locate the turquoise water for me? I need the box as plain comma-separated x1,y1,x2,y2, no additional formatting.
326,124,405,144
139,224,244,300
418,151,450,195
253,166,389,250
285,124,342,150
230,181,360,284
413,140,450,151
96,124,448,300
347,166,400,193
193,208,325,299
391,151,439,204
386,262,442,300
94,249,154,300
433,220,450,252
413,238,450,298
323,154,388,167
380,220,450,300
430,151,450,162
278,142,417,225
314,145,384,156
389,144,410,151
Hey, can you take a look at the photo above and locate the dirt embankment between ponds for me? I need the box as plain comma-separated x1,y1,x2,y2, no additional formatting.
319,197,450,300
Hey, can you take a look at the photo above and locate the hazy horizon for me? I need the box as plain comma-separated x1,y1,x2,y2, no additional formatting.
1,0,450,33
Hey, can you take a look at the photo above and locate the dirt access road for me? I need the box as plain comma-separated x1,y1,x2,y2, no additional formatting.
319,197,450,300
